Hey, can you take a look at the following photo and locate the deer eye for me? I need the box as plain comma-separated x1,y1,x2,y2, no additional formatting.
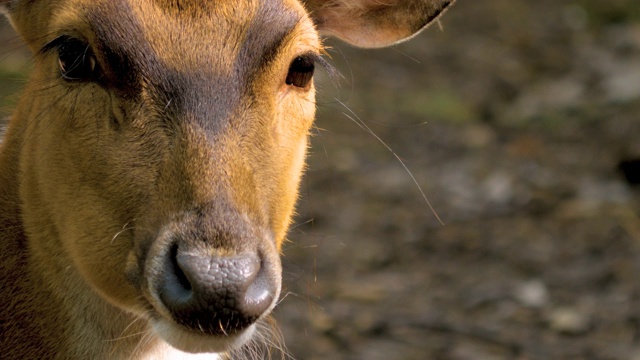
286,56,315,89
57,38,97,81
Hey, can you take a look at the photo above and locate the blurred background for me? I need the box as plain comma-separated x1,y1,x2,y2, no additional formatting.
2,0,640,359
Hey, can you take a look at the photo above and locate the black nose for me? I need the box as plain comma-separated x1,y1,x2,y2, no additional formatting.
160,245,276,335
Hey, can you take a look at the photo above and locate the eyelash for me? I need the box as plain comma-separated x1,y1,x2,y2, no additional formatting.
285,52,336,90
42,36,99,82
286,55,315,88
40,37,337,90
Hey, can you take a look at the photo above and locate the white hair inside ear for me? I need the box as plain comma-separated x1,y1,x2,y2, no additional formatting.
1,2,14,27
0,1,18,33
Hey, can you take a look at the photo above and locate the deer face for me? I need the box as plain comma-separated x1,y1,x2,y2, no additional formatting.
15,0,320,352
1,0,453,355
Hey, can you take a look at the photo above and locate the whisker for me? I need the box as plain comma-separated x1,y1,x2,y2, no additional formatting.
334,97,444,225
111,221,134,244
107,317,144,342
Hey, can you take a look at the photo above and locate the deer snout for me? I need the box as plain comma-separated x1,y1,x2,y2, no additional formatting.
160,245,276,335
142,206,282,352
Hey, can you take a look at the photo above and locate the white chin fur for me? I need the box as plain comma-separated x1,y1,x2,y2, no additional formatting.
152,318,255,354
140,344,221,360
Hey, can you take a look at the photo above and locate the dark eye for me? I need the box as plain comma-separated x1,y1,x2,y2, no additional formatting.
57,38,97,81
286,56,315,89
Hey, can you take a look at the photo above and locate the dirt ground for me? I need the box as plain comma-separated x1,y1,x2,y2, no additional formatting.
2,1,640,359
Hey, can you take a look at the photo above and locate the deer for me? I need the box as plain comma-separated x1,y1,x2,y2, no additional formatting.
0,0,454,358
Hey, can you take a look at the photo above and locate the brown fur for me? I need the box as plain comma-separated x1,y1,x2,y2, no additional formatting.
0,0,454,358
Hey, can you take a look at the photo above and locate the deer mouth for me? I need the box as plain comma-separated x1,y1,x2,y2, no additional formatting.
150,316,257,354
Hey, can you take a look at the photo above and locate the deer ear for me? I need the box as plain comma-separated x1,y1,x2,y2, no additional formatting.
0,1,18,30
0,0,17,12
1,1,57,51
305,0,454,48
0,1,11,16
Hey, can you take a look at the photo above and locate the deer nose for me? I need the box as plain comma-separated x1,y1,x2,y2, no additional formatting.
160,245,275,335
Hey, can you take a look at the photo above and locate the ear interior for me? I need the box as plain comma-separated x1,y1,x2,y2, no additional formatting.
306,0,454,48
0,0,13,14
1,1,19,35
0,4,9,17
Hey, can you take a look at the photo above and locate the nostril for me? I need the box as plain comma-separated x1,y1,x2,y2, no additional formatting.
162,244,193,305
170,244,192,292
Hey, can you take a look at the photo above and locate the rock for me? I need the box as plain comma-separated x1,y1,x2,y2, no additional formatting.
513,279,549,308
548,307,591,334
482,171,514,205
309,308,335,333
336,281,386,303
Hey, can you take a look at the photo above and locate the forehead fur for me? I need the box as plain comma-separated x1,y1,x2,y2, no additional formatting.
84,0,306,72
49,0,318,115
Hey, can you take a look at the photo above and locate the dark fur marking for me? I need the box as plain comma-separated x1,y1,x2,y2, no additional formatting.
86,1,155,98
83,0,301,133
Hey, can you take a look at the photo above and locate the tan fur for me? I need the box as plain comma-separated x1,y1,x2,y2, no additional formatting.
0,0,454,358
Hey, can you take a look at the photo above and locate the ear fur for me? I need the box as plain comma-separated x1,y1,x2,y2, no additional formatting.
0,1,11,16
0,1,61,52
1,0,20,36
0,1,15,30
0,0,15,11
304,0,455,48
